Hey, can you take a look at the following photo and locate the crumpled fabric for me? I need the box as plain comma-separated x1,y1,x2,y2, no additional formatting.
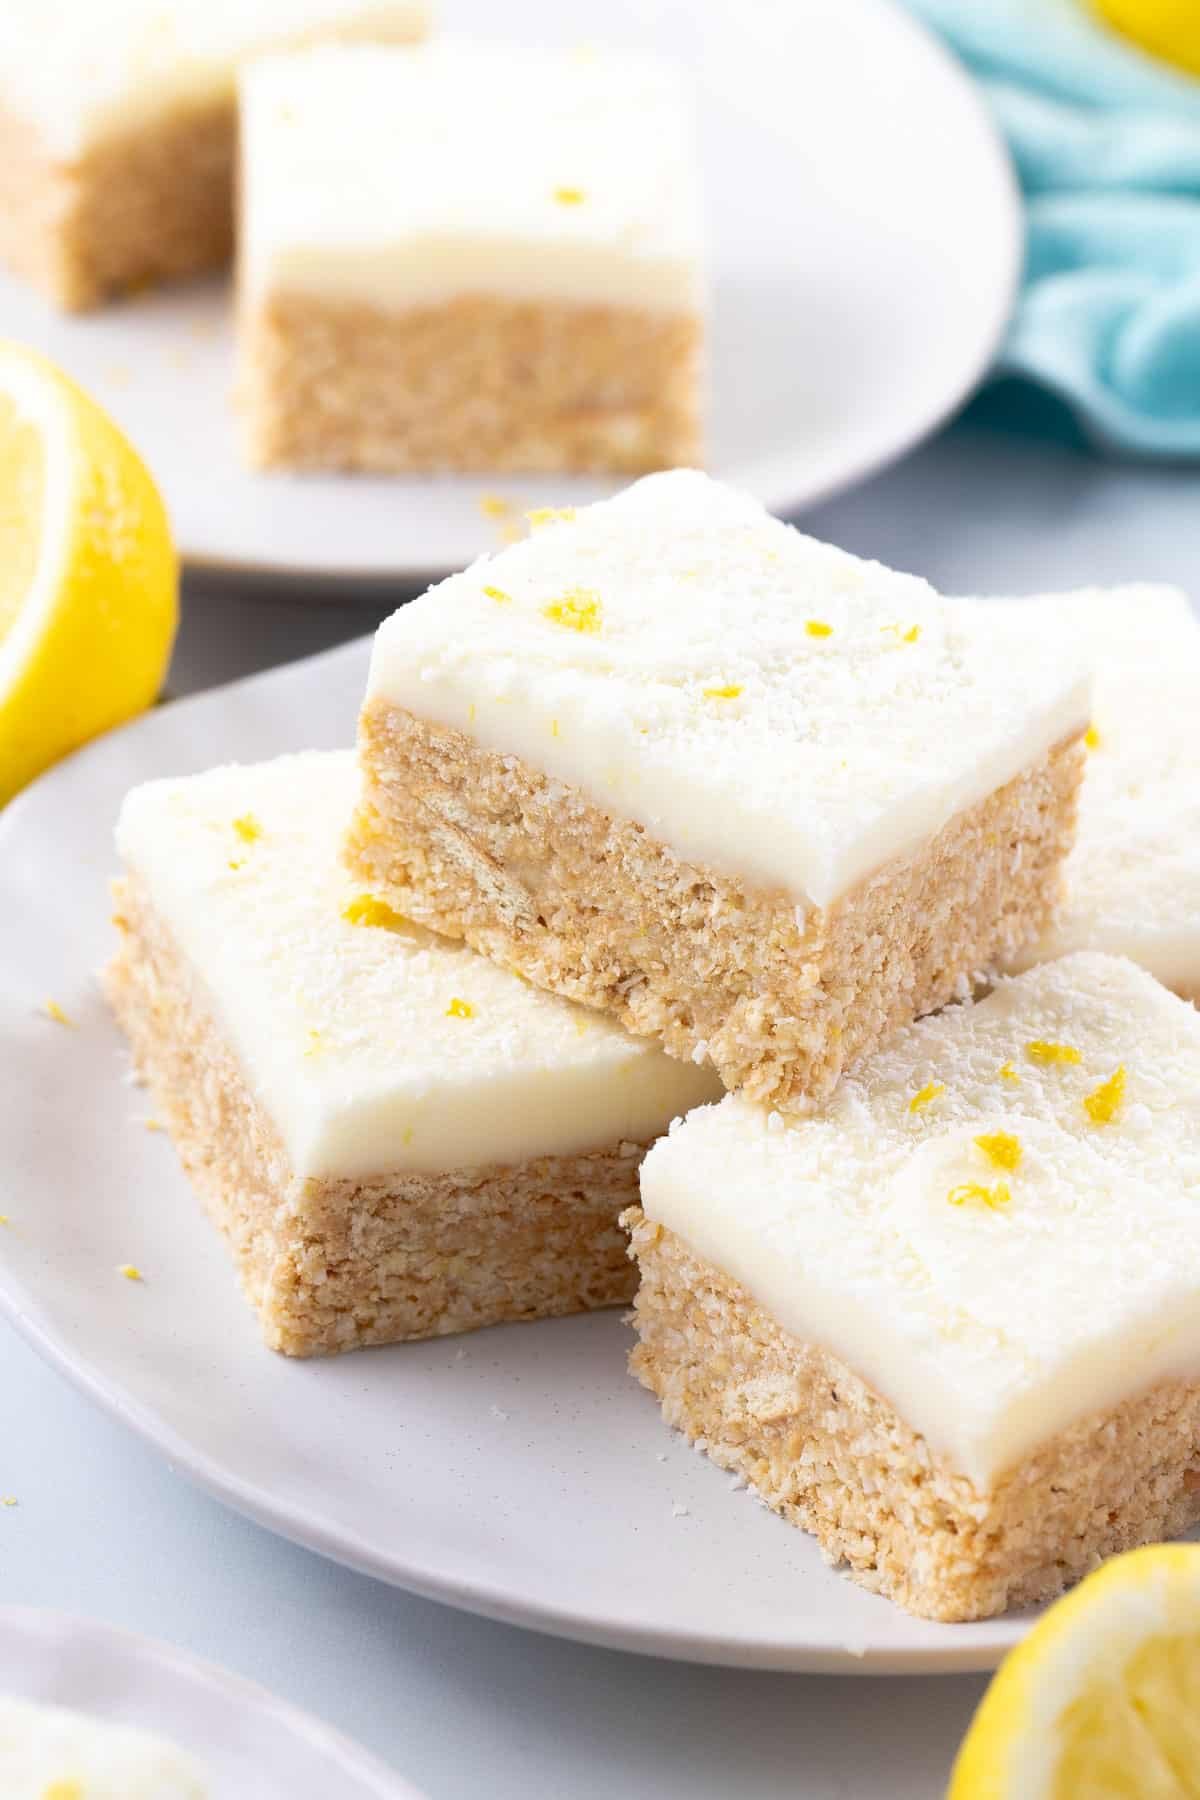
906,0,1200,455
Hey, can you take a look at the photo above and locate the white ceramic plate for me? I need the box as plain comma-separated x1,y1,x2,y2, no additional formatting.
0,0,1019,584
0,1607,422,1796
0,641,1072,1676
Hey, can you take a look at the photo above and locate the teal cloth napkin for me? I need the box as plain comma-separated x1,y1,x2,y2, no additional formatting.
906,0,1200,454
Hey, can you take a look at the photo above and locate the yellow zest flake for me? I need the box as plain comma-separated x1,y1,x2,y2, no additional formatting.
0,1215,8,1225
43,1785,83,1800
118,1263,144,1282
551,718,560,738
401,1126,414,1146
805,619,833,638
526,506,576,526
1084,1065,1127,1125
478,493,511,519
42,1000,74,1027
881,623,921,644
303,1030,322,1058
553,186,586,206
227,859,245,872
573,1014,589,1037
446,997,475,1019
342,895,407,931
997,1061,1020,1083
703,683,743,700
908,1081,945,1114
1085,723,1101,750
1025,1040,1082,1066
482,584,511,604
232,813,261,843
542,587,602,633
948,1181,1011,1212
975,1131,1022,1172
143,1117,163,1133
468,702,477,724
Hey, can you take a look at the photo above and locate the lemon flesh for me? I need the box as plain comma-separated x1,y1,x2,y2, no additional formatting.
949,1545,1200,1799
0,341,177,807
1092,0,1200,77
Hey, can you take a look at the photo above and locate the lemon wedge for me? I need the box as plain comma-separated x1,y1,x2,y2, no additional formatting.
1092,0,1200,77
0,342,177,807
949,1544,1200,1797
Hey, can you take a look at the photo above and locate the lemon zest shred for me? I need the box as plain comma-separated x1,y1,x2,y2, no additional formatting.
482,584,511,604
43,1784,83,1800
552,186,586,205
1025,1040,1082,1066
975,1131,1022,1172
1084,1065,1127,1125
1085,724,1101,750
446,997,475,1019
908,1081,945,1114
997,1061,1020,1083
478,493,511,519
702,683,743,700
232,813,261,843
542,588,602,633
948,1181,1011,1211
526,506,576,526
342,895,407,931
118,1263,144,1282
805,619,833,638
42,999,74,1027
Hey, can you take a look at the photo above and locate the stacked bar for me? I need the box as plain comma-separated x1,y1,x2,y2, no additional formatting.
627,952,1200,1621
1003,584,1200,1000
347,469,1090,1108
106,750,718,1355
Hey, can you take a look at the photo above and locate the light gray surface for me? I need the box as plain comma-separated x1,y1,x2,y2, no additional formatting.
4,416,1197,1797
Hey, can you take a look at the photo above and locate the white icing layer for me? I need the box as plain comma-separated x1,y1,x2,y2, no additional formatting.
1003,585,1200,993
0,1695,207,1799
0,1,426,158
639,952,1200,1488
367,471,1091,910
238,41,702,311
115,750,720,1180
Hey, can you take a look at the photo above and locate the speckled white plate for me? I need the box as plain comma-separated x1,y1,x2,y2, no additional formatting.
0,1608,422,1796
0,639,1069,1675
0,0,1019,585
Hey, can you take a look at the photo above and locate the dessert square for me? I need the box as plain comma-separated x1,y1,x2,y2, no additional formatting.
237,41,703,472
0,1695,208,1797
626,951,1200,1623
105,750,719,1356
348,470,1091,1110
0,1,427,312
1006,584,1200,1002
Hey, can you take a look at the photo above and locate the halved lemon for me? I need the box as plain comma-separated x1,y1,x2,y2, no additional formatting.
949,1544,1200,1797
0,342,177,807
1092,0,1200,78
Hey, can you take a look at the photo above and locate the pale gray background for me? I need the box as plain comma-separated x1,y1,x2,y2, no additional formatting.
4,413,1198,1798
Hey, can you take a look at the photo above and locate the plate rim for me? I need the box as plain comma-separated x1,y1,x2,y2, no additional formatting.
0,1270,1023,1675
0,1604,425,1795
